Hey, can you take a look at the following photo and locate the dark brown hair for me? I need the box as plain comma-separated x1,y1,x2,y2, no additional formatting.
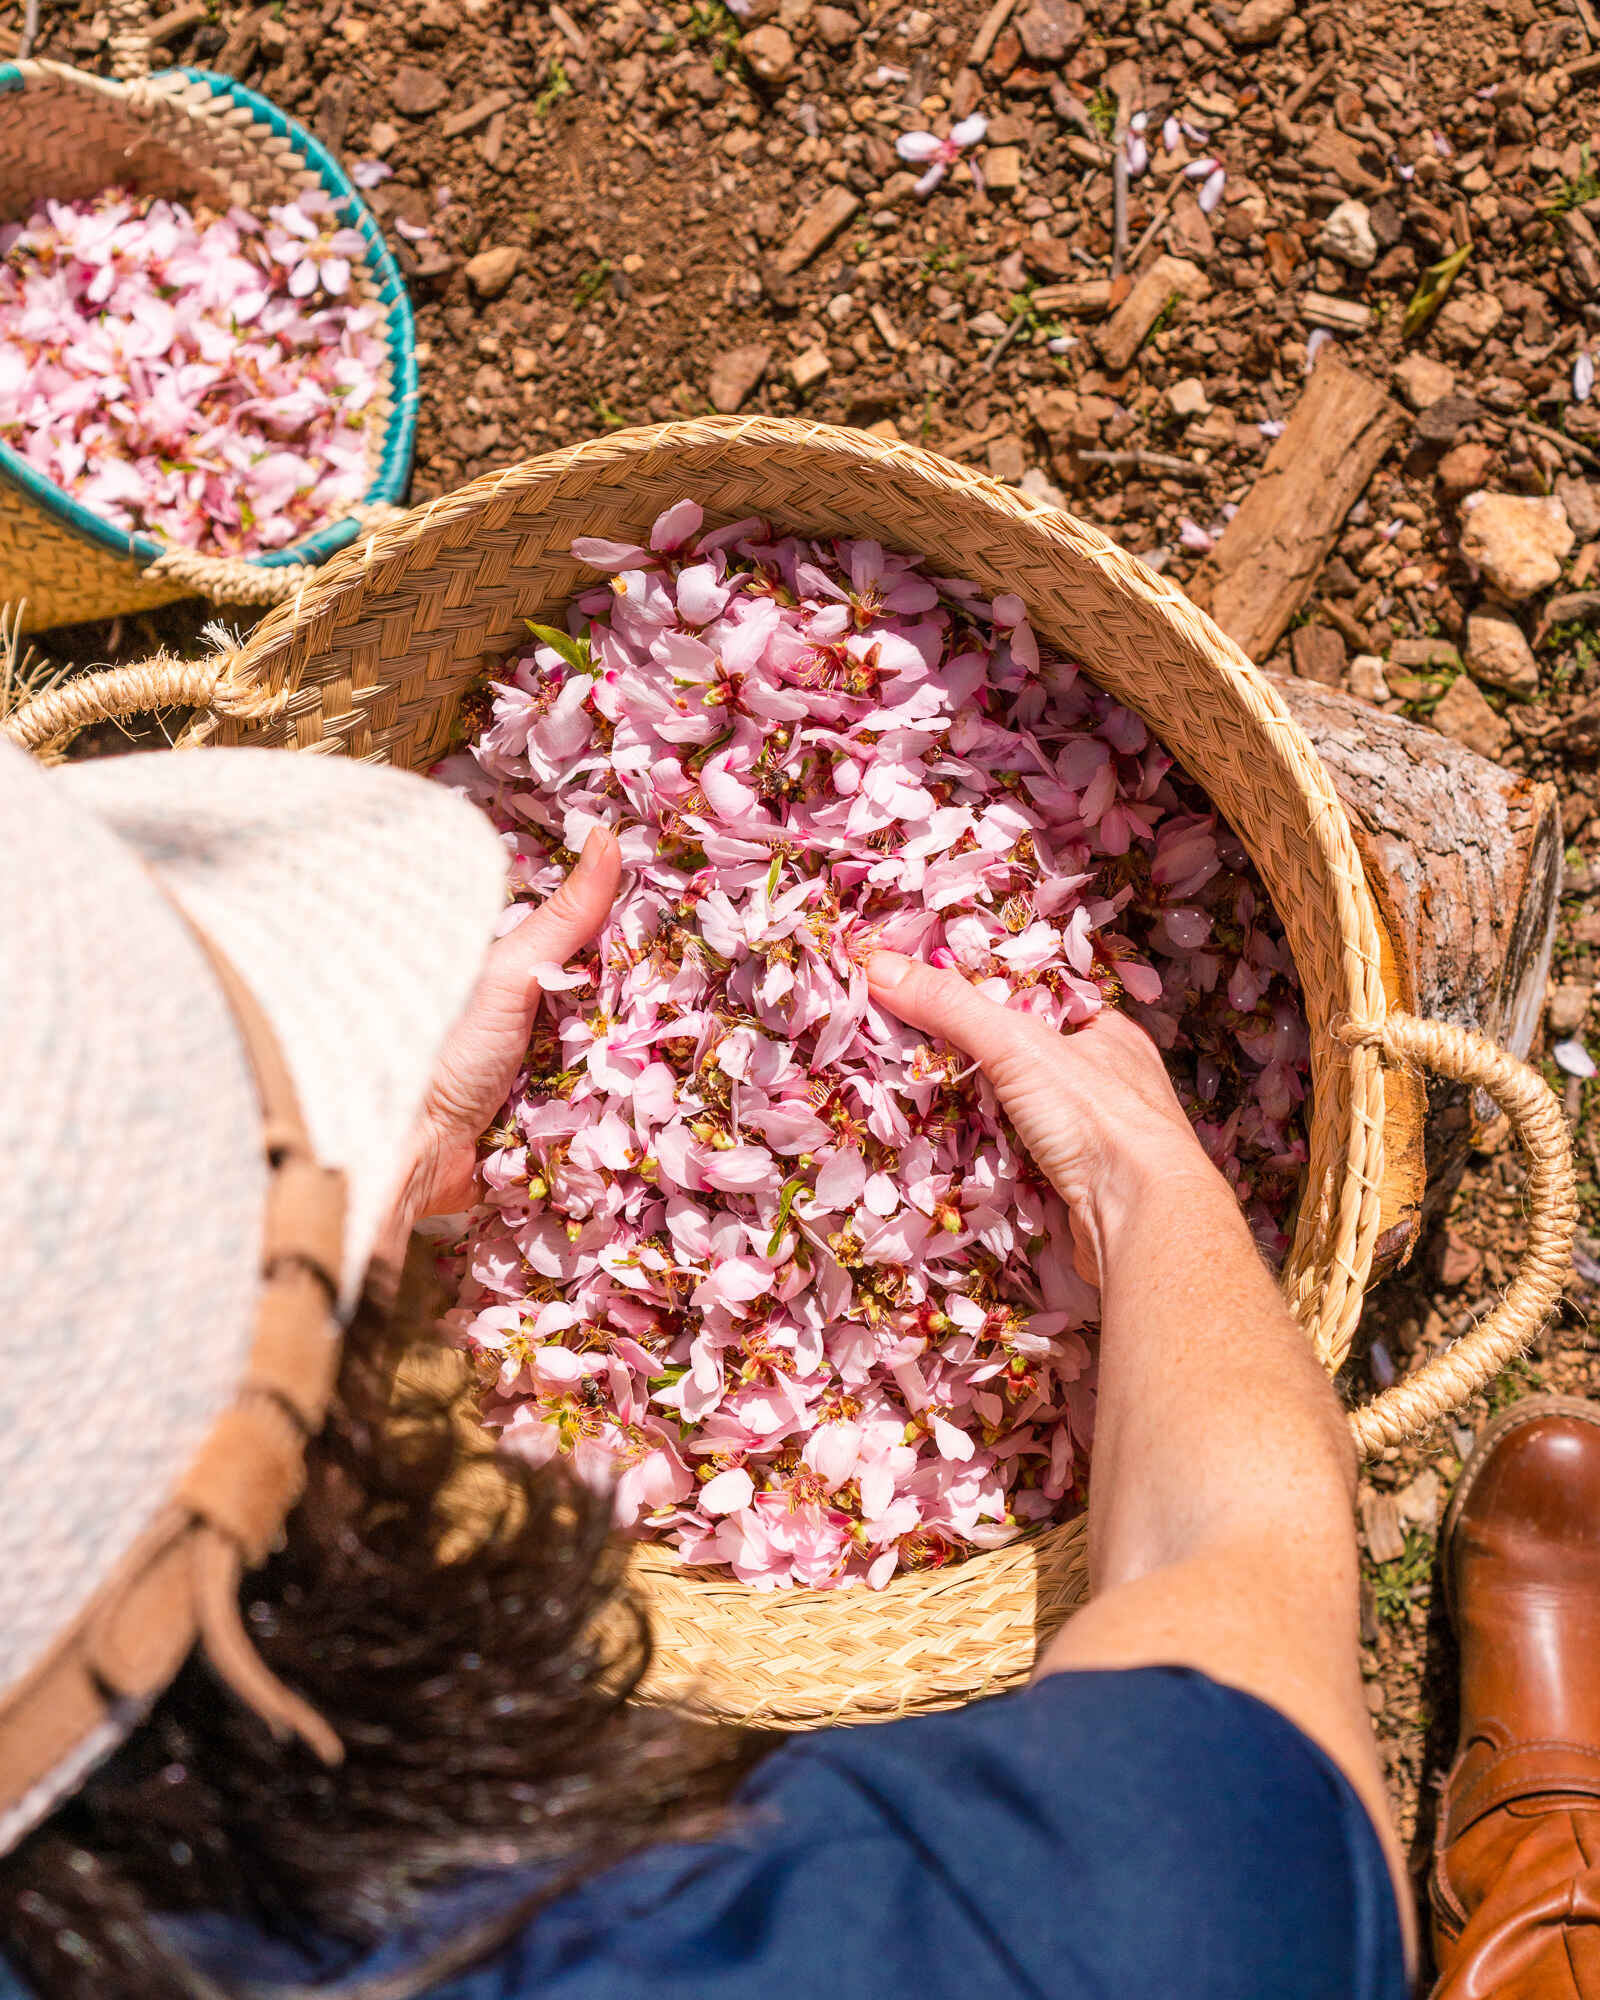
0,1297,766,2000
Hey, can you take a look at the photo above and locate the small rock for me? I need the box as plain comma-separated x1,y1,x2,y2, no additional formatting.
1394,353,1456,410
1390,637,1461,669
708,343,772,413
511,345,538,380
1348,653,1389,703
987,433,1027,482
1438,1229,1483,1288
740,22,795,79
1263,230,1302,288
1550,980,1594,1036
1415,396,1483,448
1019,465,1065,507
790,344,831,390
390,63,449,116
1166,376,1211,418
1316,199,1377,270
813,3,855,46
1436,440,1496,501
1395,1468,1444,1534
1435,291,1505,354
983,146,1024,194
1556,475,1600,542
1167,192,1215,262
1230,0,1294,42
367,119,400,154
1291,622,1347,686
1460,492,1575,602
464,244,522,298
1016,0,1083,63
1465,609,1539,695
1432,674,1511,758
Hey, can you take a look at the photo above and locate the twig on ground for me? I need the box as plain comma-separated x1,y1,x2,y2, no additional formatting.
1125,175,1183,270
1282,51,1339,119
1110,144,1130,279
1483,411,1600,473
983,309,1029,374
17,0,41,60
965,0,1019,69
1316,596,1373,654
1573,0,1600,49
1072,448,1210,481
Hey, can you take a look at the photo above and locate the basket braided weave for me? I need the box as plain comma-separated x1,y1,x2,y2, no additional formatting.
0,57,416,630
7,420,1575,1727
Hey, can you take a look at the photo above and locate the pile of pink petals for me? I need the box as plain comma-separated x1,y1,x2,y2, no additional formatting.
437,502,1310,1590
0,188,383,555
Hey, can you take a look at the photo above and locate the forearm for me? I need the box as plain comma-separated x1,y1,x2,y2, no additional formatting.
1082,1153,1357,1599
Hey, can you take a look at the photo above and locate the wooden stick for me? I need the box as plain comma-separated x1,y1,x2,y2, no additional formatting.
1125,173,1183,269
966,0,1019,69
16,0,39,59
1072,447,1210,480
1110,145,1130,279
1189,359,1404,661
1483,411,1600,473
982,309,1029,373
1283,50,1339,118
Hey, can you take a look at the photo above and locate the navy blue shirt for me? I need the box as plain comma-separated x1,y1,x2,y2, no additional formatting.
0,1668,1407,1999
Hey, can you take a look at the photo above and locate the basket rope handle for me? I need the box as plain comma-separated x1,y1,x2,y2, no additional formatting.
1,653,284,756
1343,1012,1578,1457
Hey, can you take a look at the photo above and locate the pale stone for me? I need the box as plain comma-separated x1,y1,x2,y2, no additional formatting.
708,343,772,413
1230,0,1294,41
1348,653,1389,703
1019,465,1066,507
1459,492,1575,602
464,244,522,297
1432,674,1511,758
1166,376,1211,418
1464,609,1539,695
1316,199,1378,270
1393,353,1455,410
983,146,1024,193
740,22,795,78
789,343,831,389
1434,291,1504,354
1549,980,1594,1036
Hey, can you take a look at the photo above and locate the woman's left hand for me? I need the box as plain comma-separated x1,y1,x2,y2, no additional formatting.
383,828,621,1239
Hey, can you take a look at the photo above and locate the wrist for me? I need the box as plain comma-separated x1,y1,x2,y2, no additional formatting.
1084,1130,1239,1263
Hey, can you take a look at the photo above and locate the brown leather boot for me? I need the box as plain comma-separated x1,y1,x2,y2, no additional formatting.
1431,1394,1600,1998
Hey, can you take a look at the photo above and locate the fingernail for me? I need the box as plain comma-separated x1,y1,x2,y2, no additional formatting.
866,951,911,990
572,828,607,880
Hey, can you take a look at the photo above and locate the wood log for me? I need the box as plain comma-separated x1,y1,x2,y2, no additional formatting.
1189,359,1405,663
1277,675,1563,1270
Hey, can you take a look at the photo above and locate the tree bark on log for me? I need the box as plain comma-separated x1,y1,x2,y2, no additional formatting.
1276,675,1563,1270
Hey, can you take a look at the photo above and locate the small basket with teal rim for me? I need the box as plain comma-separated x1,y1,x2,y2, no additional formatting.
0,56,416,631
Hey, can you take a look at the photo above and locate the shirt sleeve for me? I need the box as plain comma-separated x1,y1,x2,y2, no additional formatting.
420,1666,1405,2000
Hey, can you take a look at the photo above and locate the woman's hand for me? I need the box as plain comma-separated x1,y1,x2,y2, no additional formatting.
387,829,621,1234
865,951,1227,1282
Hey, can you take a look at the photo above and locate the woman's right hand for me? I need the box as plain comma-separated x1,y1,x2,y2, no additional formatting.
865,952,1230,1282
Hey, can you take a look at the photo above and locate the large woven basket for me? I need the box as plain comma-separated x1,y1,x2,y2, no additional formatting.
7,419,1575,1728
0,56,416,631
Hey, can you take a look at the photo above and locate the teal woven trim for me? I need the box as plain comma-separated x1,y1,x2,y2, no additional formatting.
0,64,417,578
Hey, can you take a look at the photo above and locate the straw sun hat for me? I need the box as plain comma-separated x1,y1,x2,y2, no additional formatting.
0,738,509,1856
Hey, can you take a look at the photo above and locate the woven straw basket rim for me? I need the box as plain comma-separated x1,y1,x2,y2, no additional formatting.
5,418,1575,1728
0,57,417,626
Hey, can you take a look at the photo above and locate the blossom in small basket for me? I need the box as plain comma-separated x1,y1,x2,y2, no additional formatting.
437,506,1310,1589
0,189,384,558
